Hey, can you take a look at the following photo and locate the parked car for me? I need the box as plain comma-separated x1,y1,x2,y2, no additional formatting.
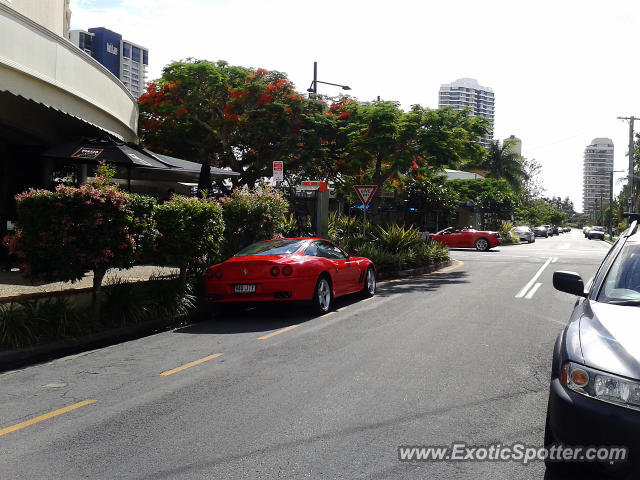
514,226,535,243
533,225,549,238
584,226,592,237
588,226,606,240
549,225,559,235
429,227,501,251
205,238,376,314
545,221,640,476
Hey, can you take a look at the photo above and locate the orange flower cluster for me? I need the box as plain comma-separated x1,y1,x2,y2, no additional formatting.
257,93,273,105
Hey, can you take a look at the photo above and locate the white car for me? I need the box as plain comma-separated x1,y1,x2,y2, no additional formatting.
587,226,606,240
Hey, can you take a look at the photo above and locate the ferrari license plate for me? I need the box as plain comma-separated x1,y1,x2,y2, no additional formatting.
234,284,256,294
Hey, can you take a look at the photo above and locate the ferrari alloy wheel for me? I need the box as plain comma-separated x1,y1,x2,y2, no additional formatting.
312,276,333,314
474,238,489,251
363,266,376,297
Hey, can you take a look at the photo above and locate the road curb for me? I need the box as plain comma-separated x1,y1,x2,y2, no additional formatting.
378,258,462,285
375,259,452,281
0,312,206,373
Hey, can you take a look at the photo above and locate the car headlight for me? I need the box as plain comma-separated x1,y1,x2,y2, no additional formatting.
562,362,640,409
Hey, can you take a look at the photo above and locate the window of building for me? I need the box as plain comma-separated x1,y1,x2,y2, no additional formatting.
143,50,148,65
123,42,131,58
132,46,140,62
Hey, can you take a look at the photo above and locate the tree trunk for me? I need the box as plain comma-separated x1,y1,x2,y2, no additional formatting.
179,265,188,294
92,268,106,322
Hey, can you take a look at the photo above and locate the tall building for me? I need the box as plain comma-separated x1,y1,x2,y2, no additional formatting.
438,78,495,148
582,138,614,218
69,27,148,98
504,135,522,157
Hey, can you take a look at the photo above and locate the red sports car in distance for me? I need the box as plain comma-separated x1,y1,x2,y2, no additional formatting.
206,238,376,314
429,227,501,251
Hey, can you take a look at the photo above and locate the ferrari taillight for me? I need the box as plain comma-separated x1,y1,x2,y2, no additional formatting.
270,266,280,277
282,265,293,276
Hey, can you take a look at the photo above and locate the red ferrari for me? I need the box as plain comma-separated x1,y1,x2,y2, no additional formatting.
429,227,501,251
206,238,376,314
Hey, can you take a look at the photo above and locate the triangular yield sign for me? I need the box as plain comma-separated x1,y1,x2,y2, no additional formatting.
354,185,378,207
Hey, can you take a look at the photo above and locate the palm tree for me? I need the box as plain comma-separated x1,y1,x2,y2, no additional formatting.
483,140,528,190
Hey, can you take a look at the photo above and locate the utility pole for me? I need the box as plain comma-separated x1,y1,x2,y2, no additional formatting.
618,116,637,212
312,61,317,96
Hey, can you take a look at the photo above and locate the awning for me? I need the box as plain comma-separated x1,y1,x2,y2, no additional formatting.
42,135,240,190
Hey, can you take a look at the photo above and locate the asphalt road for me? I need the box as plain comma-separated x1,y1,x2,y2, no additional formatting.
0,229,611,479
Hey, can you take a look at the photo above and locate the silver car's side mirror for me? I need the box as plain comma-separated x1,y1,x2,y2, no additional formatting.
553,271,587,297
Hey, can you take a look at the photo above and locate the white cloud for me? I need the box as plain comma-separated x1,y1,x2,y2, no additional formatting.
69,0,640,211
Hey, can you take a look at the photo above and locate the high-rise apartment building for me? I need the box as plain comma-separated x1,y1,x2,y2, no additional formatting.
438,78,495,148
69,27,148,98
582,138,614,217
504,135,522,157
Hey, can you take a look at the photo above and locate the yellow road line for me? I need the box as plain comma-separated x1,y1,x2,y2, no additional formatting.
0,399,96,437
257,325,299,340
160,353,223,376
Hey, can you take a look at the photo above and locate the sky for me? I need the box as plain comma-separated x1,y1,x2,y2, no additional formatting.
69,0,640,212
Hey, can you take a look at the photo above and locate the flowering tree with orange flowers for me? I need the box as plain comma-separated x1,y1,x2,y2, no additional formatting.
138,60,251,174
138,59,333,188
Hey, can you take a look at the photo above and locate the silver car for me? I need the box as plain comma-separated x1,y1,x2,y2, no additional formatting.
587,225,606,240
514,226,535,243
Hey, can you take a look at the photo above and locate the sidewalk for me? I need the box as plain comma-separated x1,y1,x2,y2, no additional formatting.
0,265,179,301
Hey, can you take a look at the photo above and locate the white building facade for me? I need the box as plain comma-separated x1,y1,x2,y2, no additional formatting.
0,0,70,37
582,138,614,218
438,78,495,148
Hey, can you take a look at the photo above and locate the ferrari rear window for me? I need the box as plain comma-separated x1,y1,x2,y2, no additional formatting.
234,239,307,256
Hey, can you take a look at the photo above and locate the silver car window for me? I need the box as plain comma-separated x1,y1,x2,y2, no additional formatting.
599,244,640,303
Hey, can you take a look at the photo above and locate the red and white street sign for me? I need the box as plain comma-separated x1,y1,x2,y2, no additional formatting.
272,161,284,181
300,181,328,192
354,185,378,207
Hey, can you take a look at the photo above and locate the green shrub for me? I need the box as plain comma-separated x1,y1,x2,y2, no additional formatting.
0,297,90,348
354,243,398,273
618,221,628,234
103,276,197,328
498,220,521,243
328,212,371,244
0,303,37,348
220,187,289,257
279,213,301,238
375,224,422,254
153,194,224,290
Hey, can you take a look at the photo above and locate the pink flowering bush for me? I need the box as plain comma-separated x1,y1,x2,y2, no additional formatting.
8,181,156,316
219,187,289,258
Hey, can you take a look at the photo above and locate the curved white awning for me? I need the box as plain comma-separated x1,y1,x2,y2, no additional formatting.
0,3,138,143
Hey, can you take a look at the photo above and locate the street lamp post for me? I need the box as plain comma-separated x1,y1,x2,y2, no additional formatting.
307,61,351,97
